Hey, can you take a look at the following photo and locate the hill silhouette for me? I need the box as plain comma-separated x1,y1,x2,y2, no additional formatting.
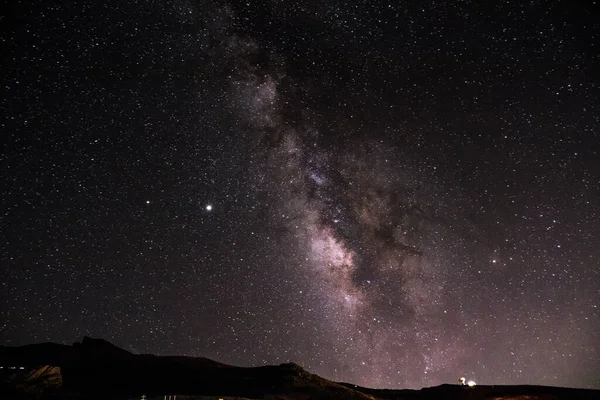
1,337,597,399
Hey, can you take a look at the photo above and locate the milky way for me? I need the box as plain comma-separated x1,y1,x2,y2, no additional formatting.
1,0,599,390
227,35,470,386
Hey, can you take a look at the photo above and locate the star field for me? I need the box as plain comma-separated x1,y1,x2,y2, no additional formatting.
1,0,599,390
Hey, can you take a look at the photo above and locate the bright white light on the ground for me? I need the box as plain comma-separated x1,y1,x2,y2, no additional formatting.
467,380,476,387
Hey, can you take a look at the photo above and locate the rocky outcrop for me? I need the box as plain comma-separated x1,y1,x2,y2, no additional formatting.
0,365,62,398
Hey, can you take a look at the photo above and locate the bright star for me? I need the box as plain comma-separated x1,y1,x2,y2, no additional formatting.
206,204,213,211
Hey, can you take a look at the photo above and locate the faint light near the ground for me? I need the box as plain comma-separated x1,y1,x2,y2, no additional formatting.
467,380,477,387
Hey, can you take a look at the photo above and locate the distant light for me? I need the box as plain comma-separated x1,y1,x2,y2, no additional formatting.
146,200,150,204
467,380,476,387
206,204,213,211
19,366,24,370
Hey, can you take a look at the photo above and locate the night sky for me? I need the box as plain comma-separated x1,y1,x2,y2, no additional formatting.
1,0,599,390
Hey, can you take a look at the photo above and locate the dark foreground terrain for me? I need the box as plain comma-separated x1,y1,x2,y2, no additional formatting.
1,337,597,400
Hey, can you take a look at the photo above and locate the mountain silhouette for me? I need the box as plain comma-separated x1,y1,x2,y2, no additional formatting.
1,337,597,399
